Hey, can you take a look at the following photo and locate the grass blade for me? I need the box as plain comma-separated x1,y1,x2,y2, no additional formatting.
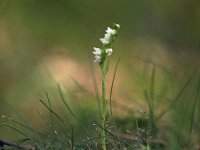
109,57,122,149
57,84,98,150
0,123,40,149
40,99,65,125
157,71,196,120
187,76,200,144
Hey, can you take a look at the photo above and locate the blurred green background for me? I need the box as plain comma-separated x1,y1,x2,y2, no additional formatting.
0,0,200,145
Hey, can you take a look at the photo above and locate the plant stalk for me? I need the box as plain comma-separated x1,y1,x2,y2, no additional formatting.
101,64,107,150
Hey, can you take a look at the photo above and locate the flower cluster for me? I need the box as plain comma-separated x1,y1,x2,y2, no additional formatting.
93,23,120,63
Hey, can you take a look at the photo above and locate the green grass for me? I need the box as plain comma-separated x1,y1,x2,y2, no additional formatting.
0,1,200,149
1,22,200,149
1,59,200,150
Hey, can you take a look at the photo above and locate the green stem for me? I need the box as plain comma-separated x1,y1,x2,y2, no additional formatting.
101,64,107,150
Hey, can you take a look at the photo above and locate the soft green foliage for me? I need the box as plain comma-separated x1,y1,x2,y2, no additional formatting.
1,1,200,149
1,23,200,149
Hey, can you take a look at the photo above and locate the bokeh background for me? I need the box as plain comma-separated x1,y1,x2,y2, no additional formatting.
0,0,200,144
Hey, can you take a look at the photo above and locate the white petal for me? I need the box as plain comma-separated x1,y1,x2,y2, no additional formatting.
106,27,113,33
106,27,116,35
104,33,111,40
115,24,120,29
106,48,113,56
94,55,101,63
100,37,110,45
93,47,101,55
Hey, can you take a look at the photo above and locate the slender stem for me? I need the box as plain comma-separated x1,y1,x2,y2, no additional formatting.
101,64,107,150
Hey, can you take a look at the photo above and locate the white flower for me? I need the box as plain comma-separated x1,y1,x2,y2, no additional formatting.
100,37,110,45
115,24,120,29
93,47,102,63
100,27,116,45
104,33,111,39
106,48,113,56
93,23,120,63
94,55,101,63
93,47,102,55
106,27,116,35
100,26,118,45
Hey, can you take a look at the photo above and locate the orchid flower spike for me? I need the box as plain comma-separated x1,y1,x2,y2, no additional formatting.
93,23,120,63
